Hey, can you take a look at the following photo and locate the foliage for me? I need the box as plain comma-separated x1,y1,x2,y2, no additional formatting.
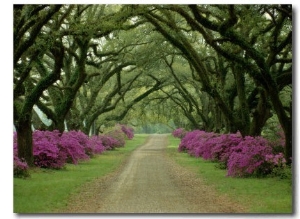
270,165,292,183
167,135,292,213
13,132,30,178
209,133,242,165
227,136,273,177
119,124,135,139
97,135,120,151
178,130,214,156
177,129,288,178
14,134,148,213
172,128,187,139
13,4,292,166
59,131,90,165
13,126,132,175
105,128,126,148
141,4,292,162
32,130,66,169
14,157,30,178
86,135,106,157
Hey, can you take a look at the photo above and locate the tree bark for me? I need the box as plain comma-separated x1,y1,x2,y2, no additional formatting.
16,114,34,166
14,43,64,165
249,88,272,136
268,85,292,164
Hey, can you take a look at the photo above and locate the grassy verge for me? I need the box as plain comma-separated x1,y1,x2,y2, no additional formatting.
13,134,148,213
166,135,293,213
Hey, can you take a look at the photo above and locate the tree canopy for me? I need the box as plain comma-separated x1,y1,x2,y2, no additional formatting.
13,4,292,165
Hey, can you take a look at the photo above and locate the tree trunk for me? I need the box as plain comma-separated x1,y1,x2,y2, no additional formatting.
284,123,292,164
16,115,34,167
213,103,222,133
55,118,65,133
83,120,92,135
233,65,250,135
267,85,292,164
249,89,271,136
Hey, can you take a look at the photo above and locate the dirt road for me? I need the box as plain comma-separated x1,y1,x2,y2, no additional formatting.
61,134,246,213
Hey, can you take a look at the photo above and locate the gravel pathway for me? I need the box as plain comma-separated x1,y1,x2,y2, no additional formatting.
60,134,246,213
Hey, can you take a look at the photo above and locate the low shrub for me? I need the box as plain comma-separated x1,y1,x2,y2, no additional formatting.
176,129,289,178
227,136,273,177
14,156,30,178
106,129,126,148
178,130,206,154
270,165,292,183
265,152,289,181
97,135,120,150
120,124,134,140
86,135,106,157
13,125,133,176
210,133,242,165
59,131,90,165
33,130,66,169
193,132,219,158
172,128,187,139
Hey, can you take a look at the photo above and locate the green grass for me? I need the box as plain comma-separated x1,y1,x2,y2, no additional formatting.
13,134,148,213
166,135,293,213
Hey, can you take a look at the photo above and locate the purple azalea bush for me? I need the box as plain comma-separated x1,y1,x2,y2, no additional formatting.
265,153,286,170
172,128,187,139
14,125,133,175
176,129,287,178
14,156,30,178
209,133,243,165
86,135,106,157
227,136,273,177
193,132,219,158
33,130,65,169
178,130,203,153
97,135,120,150
59,131,90,165
106,129,126,148
120,124,134,140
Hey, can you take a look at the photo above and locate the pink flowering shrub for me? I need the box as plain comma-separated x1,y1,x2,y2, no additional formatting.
59,131,90,165
172,128,187,139
63,130,106,157
13,125,131,174
120,124,134,140
14,156,30,178
227,136,274,177
178,130,216,157
210,133,243,164
265,153,286,169
266,153,290,180
100,124,134,149
14,130,106,171
98,135,120,150
33,130,66,169
87,135,106,156
178,130,205,154
193,132,219,158
106,129,126,148
177,129,288,178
